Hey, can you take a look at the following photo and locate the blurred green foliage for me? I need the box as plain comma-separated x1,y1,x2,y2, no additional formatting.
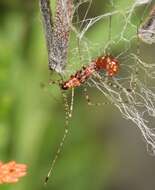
0,1,153,190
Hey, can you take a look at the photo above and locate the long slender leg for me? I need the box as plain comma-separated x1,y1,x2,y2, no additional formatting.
84,73,135,107
84,87,112,106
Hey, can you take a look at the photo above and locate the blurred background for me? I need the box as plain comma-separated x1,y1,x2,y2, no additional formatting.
1,0,155,190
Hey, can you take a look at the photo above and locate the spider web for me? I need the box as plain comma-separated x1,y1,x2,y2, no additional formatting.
61,0,155,154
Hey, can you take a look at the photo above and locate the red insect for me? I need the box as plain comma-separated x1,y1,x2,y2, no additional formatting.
45,55,119,184
61,54,119,90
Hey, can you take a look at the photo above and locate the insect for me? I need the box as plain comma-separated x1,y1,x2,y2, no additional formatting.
138,4,155,44
44,53,120,184
61,54,119,90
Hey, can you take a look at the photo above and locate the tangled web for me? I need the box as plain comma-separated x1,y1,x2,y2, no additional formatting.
61,0,155,154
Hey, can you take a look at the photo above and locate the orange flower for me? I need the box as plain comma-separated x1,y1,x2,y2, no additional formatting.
0,161,27,184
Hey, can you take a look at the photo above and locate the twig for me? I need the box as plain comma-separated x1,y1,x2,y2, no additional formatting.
39,0,54,66
40,0,74,73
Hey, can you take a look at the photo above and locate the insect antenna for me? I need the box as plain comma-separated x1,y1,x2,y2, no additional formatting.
69,88,75,118
44,88,75,184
